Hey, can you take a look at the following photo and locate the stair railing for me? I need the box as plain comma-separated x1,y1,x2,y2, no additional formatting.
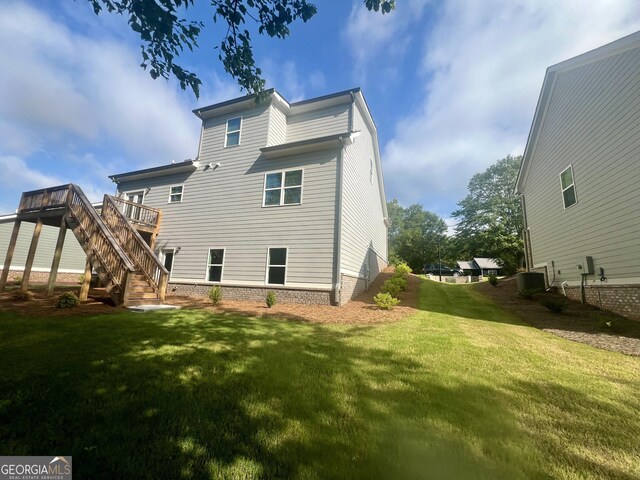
102,195,168,301
66,185,137,304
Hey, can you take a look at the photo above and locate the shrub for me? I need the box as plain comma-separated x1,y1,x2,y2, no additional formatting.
539,296,567,313
208,286,222,305
266,291,277,308
518,288,542,300
394,262,412,277
392,275,408,291
56,291,79,308
488,274,498,286
11,289,33,301
381,279,402,297
78,274,85,285
13,274,23,284
374,292,400,310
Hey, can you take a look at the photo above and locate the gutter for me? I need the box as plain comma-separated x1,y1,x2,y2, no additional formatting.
333,141,345,305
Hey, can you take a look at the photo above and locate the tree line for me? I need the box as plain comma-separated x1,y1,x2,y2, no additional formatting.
388,155,524,275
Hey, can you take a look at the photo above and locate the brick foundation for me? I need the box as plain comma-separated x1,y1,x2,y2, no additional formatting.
0,269,81,284
556,284,640,321
167,282,332,305
339,274,367,305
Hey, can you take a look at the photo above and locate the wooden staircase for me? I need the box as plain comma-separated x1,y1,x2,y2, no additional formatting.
8,184,168,307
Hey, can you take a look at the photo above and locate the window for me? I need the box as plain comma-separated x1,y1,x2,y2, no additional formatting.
267,247,287,285
207,249,225,282
560,165,577,208
168,185,183,203
263,170,303,206
225,117,242,147
369,157,373,184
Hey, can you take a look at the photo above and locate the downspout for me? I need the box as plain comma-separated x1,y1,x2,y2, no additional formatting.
332,142,345,305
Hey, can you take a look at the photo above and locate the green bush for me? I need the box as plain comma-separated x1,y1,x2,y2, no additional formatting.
539,296,567,313
381,279,402,297
266,291,277,308
11,289,33,301
394,262,412,277
56,291,79,308
374,292,400,310
488,274,498,286
12,274,23,284
518,288,542,299
208,286,223,305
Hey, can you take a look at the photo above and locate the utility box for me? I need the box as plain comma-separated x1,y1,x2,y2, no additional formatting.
581,256,594,275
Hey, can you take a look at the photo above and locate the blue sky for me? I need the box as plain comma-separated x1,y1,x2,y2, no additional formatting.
1,0,639,231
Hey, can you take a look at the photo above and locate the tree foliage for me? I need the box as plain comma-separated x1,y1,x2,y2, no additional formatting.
451,155,524,274
387,200,447,272
87,0,396,97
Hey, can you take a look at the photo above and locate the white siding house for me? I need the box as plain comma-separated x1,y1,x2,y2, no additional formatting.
516,31,640,319
110,88,389,305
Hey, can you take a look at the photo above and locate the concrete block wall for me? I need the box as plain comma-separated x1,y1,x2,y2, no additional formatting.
168,282,332,305
339,274,367,305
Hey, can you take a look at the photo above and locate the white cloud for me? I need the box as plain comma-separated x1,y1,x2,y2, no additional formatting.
348,0,640,217
0,2,201,167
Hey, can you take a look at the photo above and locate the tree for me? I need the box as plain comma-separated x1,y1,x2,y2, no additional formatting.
387,201,447,272
451,155,524,274
87,0,396,98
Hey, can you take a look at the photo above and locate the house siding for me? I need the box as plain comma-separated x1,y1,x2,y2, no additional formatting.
0,221,86,273
339,101,388,290
286,103,350,143
117,103,338,291
523,46,640,290
267,103,287,146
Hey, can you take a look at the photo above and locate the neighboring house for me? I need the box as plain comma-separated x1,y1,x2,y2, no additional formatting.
0,213,87,283
456,258,502,276
107,88,389,305
516,31,640,320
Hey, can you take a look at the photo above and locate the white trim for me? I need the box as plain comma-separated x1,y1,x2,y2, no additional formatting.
168,278,333,291
1,266,84,274
340,268,366,279
265,246,288,286
559,164,577,209
224,116,242,148
167,184,184,204
205,247,225,283
262,168,304,207
532,262,548,269
159,248,175,282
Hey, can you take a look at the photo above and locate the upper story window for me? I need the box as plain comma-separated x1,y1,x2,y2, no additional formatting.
168,185,183,203
560,165,577,209
263,169,303,207
225,117,242,147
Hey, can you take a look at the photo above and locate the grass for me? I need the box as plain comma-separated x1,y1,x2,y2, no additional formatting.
0,280,639,479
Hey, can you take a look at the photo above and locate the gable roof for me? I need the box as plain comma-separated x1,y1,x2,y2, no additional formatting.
515,30,640,194
457,261,475,270
473,257,501,269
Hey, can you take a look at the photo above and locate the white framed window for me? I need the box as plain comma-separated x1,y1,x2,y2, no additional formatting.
266,247,287,285
121,190,145,220
225,116,242,147
560,165,577,209
263,169,303,207
206,248,225,282
168,185,184,203
159,248,174,280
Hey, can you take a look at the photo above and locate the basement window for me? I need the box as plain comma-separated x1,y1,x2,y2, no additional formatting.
207,248,225,282
560,165,577,209
266,247,287,285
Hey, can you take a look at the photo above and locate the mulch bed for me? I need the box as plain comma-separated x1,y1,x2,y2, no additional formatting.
0,268,420,325
476,276,640,357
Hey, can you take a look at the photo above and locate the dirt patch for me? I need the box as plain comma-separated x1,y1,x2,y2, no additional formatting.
476,276,640,356
0,269,420,324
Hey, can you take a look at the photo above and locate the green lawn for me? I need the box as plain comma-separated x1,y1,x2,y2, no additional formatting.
1,280,638,479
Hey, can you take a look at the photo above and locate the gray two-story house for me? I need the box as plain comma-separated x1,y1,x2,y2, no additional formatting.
516,31,640,319
109,88,389,305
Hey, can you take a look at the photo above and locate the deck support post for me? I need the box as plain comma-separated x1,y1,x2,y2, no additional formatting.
79,258,92,302
47,215,68,296
0,220,22,291
21,219,43,293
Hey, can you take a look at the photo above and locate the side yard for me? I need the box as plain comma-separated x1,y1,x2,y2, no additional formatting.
0,278,638,479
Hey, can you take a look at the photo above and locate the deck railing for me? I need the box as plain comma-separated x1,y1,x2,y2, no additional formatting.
18,185,72,212
109,196,161,230
102,195,168,300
